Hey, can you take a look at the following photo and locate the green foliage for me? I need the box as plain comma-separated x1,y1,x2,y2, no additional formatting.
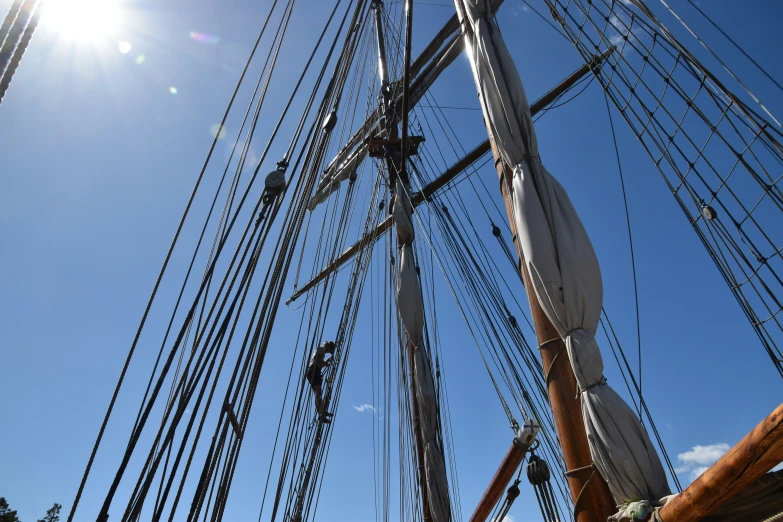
0,499,61,522
0,498,21,522
37,504,61,522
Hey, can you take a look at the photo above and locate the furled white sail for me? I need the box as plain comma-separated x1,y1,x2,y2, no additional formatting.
453,0,671,507
393,179,451,522
307,145,367,211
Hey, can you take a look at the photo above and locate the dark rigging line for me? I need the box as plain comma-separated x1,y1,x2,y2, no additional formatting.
65,0,285,518
603,90,643,421
419,104,482,111
518,0,569,40
684,0,783,95
532,74,594,121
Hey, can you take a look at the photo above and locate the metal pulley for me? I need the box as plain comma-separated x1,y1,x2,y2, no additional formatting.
322,109,337,133
526,453,551,486
702,204,717,221
264,165,286,204
506,479,521,502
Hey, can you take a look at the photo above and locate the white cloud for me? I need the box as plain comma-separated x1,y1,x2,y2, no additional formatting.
773,462,783,472
606,11,647,52
502,516,514,522
354,403,376,413
608,14,627,47
676,443,730,481
511,3,529,16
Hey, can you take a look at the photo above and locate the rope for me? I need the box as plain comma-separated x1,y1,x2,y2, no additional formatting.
0,0,39,104
683,0,783,95
0,0,25,74
66,0,291,516
603,90,643,420
566,463,598,513
544,0,783,379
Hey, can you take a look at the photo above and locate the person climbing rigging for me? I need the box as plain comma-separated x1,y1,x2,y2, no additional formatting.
306,340,336,422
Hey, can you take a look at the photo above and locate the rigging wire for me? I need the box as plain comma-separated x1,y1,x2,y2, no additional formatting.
66,0,289,517
419,104,482,111
603,89,644,421
77,0,374,519
653,0,781,128
543,0,783,378
682,0,783,95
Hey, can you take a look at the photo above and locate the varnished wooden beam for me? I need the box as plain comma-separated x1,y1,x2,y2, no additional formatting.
659,402,783,522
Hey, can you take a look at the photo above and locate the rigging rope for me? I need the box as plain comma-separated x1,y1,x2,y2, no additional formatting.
66,0,292,516
682,0,783,95
0,0,39,104
544,0,783,378
603,90,644,421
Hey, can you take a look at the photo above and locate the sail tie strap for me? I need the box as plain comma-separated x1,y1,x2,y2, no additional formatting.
496,154,541,189
565,463,598,516
564,463,596,477
576,377,607,399
539,338,563,386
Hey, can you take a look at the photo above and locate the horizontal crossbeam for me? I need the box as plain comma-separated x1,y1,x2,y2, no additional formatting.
321,0,504,178
286,48,612,304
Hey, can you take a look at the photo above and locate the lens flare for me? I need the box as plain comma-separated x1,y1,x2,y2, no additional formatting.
42,0,121,42
210,124,227,140
189,31,220,45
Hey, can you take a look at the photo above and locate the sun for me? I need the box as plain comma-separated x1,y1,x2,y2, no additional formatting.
41,0,121,41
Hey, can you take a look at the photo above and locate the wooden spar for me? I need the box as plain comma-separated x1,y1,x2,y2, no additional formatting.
468,437,528,522
322,0,505,180
286,50,611,305
484,142,615,522
449,0,615,519
658,401,783,522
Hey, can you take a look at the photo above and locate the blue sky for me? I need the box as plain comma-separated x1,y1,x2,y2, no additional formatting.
1,0,782,521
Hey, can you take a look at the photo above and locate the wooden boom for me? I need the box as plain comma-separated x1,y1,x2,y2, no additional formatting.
659,401,783,522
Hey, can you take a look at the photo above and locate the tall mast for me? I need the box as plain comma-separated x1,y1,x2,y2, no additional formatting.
372,2,442,521
450,3,614,519
451,0,674,520
397,1,435,521
490,138,615,522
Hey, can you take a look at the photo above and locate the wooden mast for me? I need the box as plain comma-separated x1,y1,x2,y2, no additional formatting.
399,0,434,518
450,2,616,520
490,148,615,522
373,2,433,520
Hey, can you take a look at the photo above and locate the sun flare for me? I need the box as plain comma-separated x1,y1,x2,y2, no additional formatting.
41,0,121,41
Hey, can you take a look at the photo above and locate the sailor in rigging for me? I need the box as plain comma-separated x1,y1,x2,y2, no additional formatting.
306,340,336,421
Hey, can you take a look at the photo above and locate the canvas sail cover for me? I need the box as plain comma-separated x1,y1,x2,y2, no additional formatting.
453,0,671,506
307,145,367,211
393,180,451,522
